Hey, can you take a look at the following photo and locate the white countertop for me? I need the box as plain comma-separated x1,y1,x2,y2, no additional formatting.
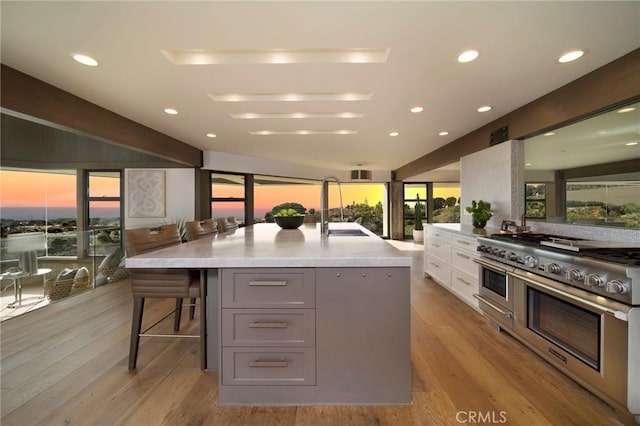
427,223,498,238
125,223,412,269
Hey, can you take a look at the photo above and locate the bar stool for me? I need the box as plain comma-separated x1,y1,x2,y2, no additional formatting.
185,219,218,242
124,224,205,370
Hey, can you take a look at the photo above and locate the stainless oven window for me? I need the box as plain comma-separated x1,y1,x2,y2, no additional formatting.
482,268,507,298
527,288,601,371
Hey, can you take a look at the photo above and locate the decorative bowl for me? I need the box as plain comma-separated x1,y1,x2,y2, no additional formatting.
274,215,305,229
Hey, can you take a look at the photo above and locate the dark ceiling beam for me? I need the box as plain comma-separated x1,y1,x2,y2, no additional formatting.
394,48,640,181
0,64,202,167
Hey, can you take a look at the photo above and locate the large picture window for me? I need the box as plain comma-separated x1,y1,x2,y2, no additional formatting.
566,181,639,227
1,169,77,256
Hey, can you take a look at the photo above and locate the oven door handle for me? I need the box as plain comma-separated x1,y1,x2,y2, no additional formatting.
474,258,511,275
473,294,514,319
508,269,630,320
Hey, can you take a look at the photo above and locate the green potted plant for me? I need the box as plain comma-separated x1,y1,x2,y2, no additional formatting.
465,200,493,228
413,194,424,242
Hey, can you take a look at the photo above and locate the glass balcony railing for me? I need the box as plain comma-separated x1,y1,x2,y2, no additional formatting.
0,227,127,317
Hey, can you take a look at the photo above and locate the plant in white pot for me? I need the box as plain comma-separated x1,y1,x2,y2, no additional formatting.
413,194,424,242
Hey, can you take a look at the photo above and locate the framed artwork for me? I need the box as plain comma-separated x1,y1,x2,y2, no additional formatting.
128,170,166,218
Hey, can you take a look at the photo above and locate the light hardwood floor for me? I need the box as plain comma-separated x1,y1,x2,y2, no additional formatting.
1,249,636,425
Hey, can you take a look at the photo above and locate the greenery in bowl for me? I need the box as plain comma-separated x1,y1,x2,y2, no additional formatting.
274,208,305,229
465,200,493,228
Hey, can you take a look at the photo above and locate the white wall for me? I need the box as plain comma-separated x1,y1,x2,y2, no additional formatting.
460,140,525,228
124,168,195,229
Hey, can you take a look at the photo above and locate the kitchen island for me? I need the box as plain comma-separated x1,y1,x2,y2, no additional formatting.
126,222,412,405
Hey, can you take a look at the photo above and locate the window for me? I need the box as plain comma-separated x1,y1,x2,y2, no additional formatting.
525,183,547,219
87,171,122,256
403,183,427,238
211,173,246,224
338,182,388,236
253,175,389,236
432,183,460,223
0,168,78,256
254,175,319,223
566,181,639,227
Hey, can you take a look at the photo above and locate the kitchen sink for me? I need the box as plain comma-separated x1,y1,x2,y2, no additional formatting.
327,229,369,236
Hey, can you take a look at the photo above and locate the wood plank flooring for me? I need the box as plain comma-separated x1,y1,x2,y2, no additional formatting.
1,249,636,425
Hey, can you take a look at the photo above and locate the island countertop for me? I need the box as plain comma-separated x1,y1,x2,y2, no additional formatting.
125,222,412,269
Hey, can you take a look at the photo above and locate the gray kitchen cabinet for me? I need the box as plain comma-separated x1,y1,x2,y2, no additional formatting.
315,267,411,404
217,266,411,405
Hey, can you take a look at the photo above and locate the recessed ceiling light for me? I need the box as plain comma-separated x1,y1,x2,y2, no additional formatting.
389,132,399,137
438,131,449,136
525,163,532,166
230,112,363,119
410,106,424,113
626,142,639,146
457,50,480,63
477,106,492,113
71,53,98,67
206,133,216,138
617,107,636,113
164,108,178,115
162,48,390,65
249,130,357,135
543,132,556,136
558,50,585,63
209,92,373,102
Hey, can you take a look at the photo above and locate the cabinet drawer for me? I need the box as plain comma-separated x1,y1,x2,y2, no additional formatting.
222,268,315,308
450,235,478,252
425,257,451,286
222,347,316,386
451,247,479,277
222,309,315,347
451,269,479,305
425,227,450,242
425,238,450,262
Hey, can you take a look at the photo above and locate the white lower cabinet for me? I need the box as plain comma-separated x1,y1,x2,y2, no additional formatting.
424,225,479,310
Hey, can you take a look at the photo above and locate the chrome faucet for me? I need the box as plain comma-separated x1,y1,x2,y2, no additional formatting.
320,176,344,234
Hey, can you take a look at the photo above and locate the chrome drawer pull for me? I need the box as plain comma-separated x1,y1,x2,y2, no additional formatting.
456,253,470,259
456,277,472,286
249,321,288,329
249,280,287,286
456,240,470,245
430,262,440,268
249,360,288,368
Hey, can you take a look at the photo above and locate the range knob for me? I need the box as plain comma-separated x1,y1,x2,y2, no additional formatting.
498,250,507,258
584,273,604,287
477,245,486,253
507,252,518,261
492,248,501,256
545,263,561,274
524,255,538,268
605,280,628,295
565,269,584,281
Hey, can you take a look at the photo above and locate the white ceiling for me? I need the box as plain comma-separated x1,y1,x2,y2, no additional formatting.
2,1,639,176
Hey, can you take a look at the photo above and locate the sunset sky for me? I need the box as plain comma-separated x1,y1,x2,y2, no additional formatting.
1,170,461,216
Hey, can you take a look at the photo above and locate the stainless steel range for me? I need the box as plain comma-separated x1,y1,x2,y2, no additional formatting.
473,233,639,422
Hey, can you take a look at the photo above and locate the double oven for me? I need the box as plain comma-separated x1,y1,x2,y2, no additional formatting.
474,234,638,421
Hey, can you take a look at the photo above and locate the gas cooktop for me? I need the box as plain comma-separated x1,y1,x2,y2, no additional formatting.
489,233,640,266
